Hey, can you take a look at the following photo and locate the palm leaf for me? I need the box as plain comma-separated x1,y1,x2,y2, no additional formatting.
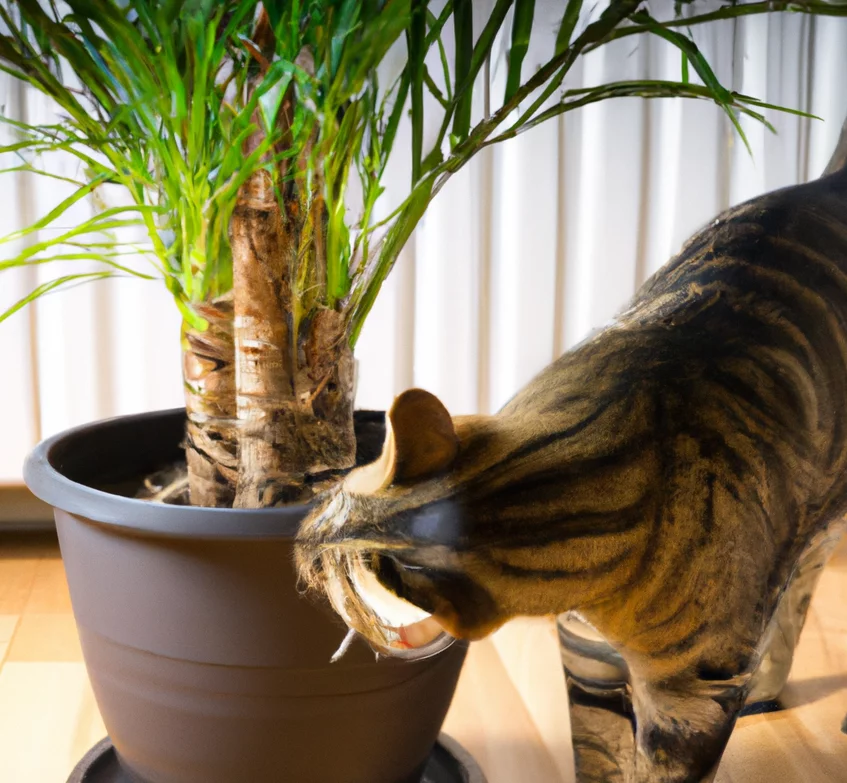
0,272,117,324
555,0,583,55
406,0,426,184
451,0,473,140
0,0,841,346
504,0,535,103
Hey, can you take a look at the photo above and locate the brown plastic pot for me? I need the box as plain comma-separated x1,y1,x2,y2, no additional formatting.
23,409,467,783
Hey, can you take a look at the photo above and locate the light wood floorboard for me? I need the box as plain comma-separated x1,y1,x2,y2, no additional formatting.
0,532,844,782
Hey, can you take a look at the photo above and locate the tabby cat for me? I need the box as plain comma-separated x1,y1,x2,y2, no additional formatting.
296,128,847,782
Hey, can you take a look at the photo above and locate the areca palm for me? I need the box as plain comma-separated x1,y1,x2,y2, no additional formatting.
0,0,842,509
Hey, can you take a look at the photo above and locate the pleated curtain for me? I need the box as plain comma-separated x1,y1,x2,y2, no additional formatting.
1,5,846,481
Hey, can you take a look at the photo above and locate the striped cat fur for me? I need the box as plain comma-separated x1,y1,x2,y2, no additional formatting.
296,125,847,782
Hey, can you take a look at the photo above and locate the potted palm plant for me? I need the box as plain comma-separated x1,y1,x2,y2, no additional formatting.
4,1,843,781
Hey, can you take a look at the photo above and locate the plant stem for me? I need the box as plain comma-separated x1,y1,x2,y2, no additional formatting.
230,34,356,508
230,164,357,507
182,295,237,507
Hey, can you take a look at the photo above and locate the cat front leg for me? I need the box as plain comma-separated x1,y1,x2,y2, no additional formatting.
629,672,749,783
558,612,751,783
559,613,636,782
565,671,635,782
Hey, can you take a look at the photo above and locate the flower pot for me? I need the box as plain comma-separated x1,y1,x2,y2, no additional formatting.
24,409,467,783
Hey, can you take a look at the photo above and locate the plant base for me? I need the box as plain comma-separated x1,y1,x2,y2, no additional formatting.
67,735,486,783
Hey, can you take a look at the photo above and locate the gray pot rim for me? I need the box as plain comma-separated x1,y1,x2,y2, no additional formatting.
23,407,370,541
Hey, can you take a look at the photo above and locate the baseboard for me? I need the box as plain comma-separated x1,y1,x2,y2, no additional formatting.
0,485,55,530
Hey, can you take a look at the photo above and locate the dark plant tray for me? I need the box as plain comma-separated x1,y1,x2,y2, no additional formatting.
67,734,486,783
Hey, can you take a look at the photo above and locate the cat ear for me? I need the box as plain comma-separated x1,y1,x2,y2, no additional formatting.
343,389,458,494
389,389,459,482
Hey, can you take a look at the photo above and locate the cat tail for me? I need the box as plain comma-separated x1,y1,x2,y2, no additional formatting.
822,113,847,178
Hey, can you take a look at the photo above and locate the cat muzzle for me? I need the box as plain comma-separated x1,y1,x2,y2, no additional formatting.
320,546,456,661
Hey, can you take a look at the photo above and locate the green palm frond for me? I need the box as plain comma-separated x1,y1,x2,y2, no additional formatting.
346,0,842,341
0,271,123,325
0,0,841,339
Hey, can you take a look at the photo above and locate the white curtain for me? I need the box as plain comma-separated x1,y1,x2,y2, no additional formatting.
1,10,846,482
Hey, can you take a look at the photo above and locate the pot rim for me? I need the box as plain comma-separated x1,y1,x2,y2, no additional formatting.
23,407,320,540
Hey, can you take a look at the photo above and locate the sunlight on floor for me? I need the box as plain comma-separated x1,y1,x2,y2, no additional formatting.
0,533,844,783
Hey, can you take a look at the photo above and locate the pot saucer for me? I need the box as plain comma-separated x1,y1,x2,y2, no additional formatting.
67,734,486,783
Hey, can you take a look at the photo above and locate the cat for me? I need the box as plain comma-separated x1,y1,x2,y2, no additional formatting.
296,134,847,782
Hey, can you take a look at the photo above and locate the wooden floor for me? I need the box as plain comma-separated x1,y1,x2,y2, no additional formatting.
0,532,844,783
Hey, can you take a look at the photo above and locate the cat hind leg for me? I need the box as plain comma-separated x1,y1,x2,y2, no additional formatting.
747,523,844,705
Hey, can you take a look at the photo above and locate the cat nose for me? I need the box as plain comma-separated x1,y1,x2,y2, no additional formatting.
408,499,463,546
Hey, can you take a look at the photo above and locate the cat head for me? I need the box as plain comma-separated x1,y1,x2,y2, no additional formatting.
295,389,506,653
